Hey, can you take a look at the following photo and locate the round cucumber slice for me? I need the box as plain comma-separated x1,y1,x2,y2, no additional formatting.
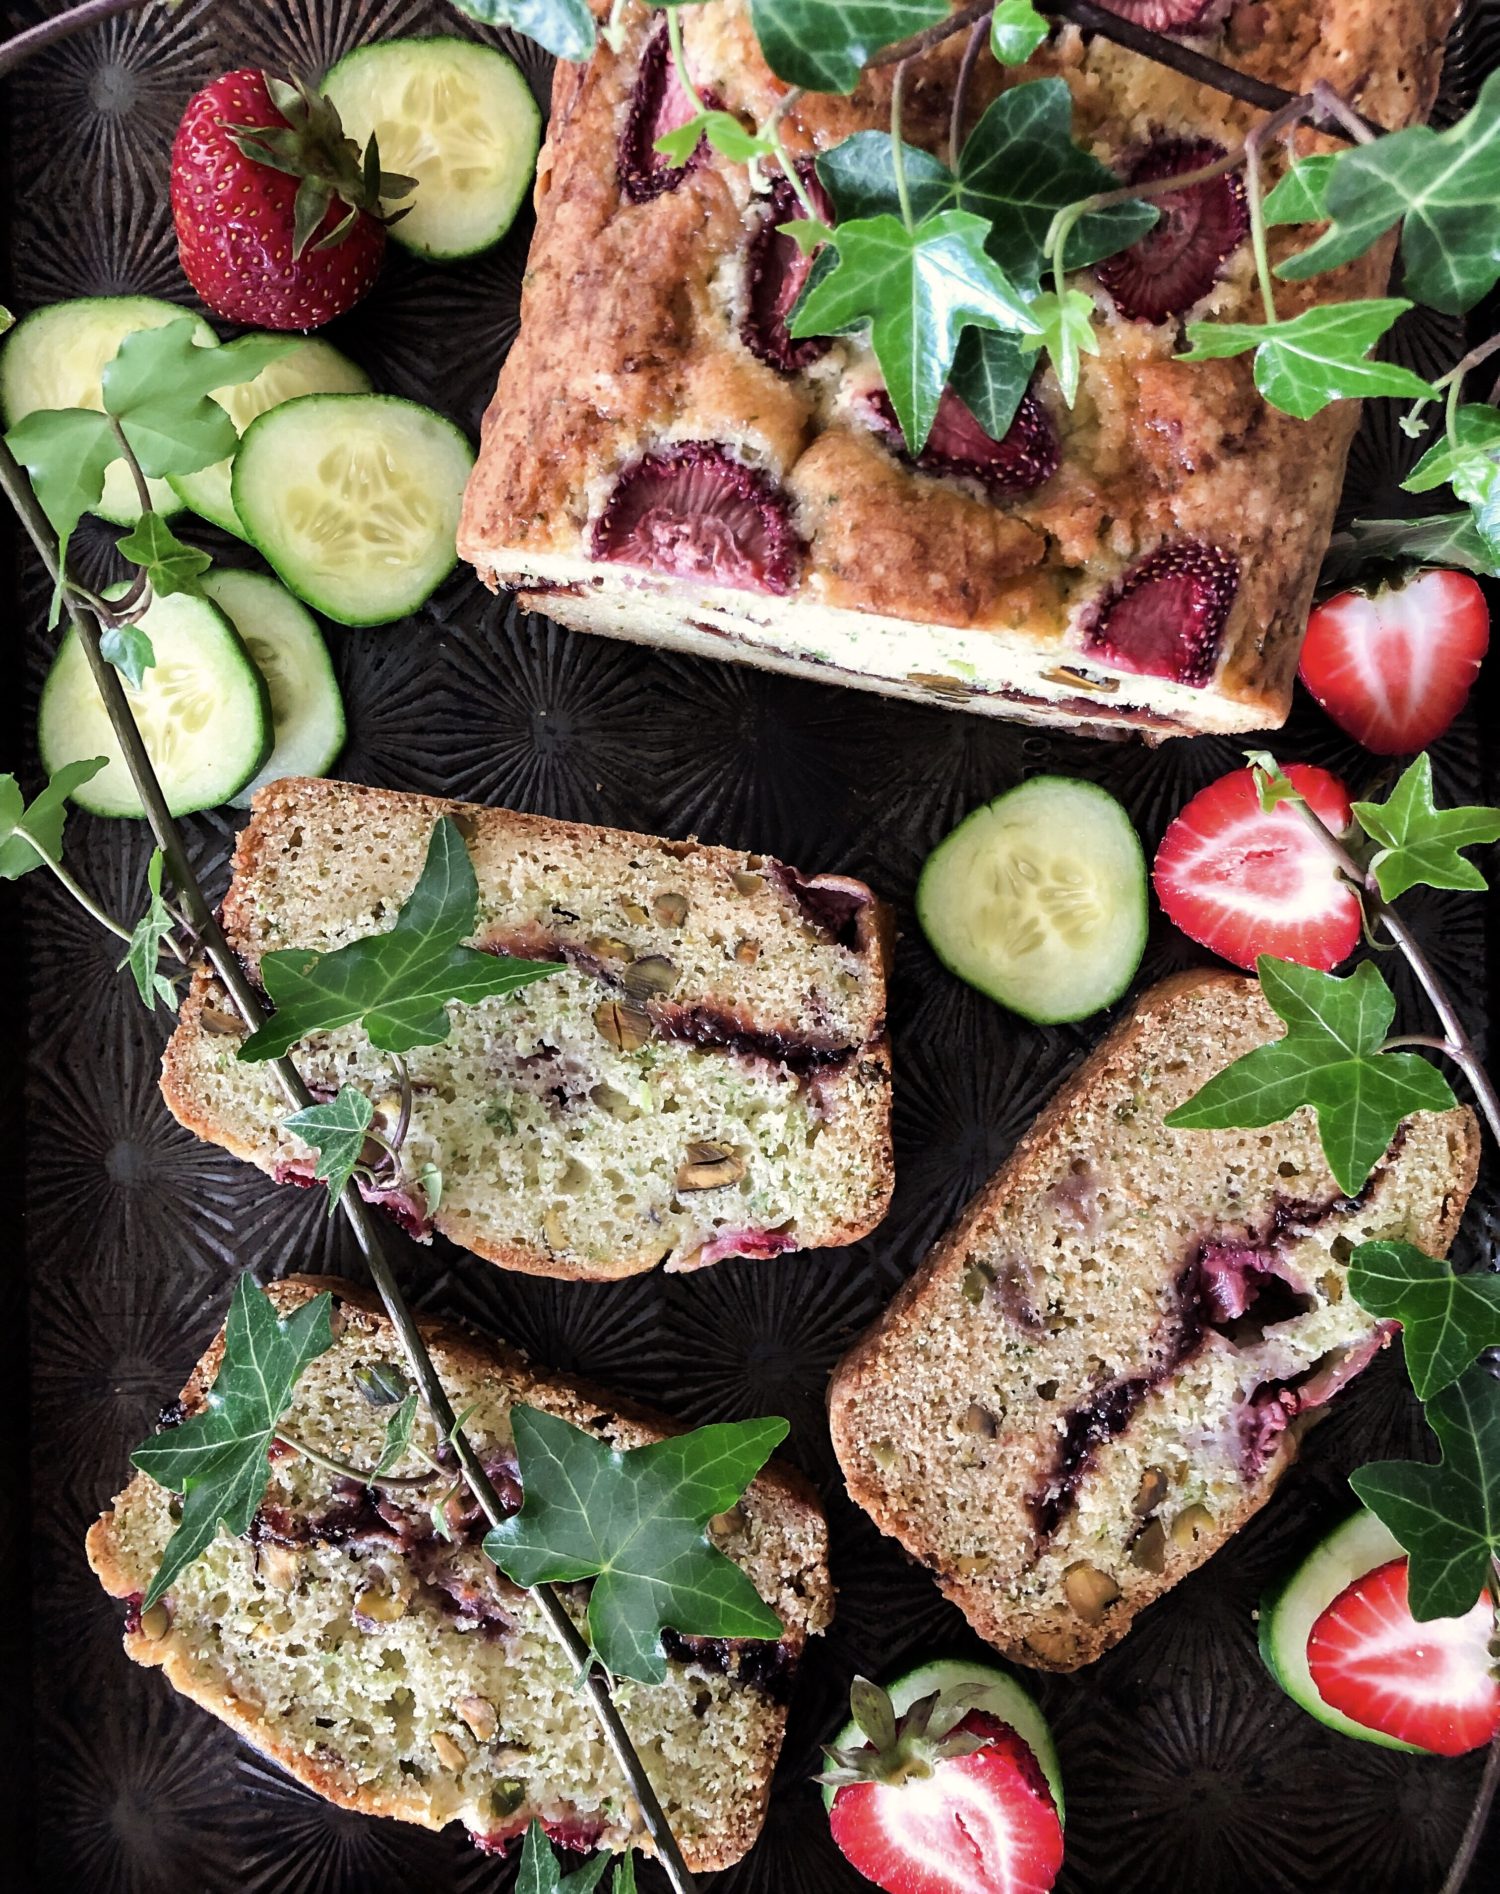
168,336,371,539
199,568,346,809
231,394,474,627
320,38,541,261
0,296,216,524
822,1658,1064,1820
917,775,1147,1024
1258,1508,1422,1753
39,588,272,818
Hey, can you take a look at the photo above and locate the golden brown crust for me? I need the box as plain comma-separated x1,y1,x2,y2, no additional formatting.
460,0,1461,739
828,971,1480,1670
87,1274,833,1872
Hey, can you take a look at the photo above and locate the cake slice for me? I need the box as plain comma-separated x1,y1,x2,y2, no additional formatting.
160,777,893,1279
86,1276,833,1870
828,972,1478,1671
457,0,1460,739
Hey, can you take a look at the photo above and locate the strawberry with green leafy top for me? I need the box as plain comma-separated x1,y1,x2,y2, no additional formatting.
170,69,416,331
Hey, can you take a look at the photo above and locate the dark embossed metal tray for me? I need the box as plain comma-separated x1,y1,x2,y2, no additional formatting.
3,1,1498,1887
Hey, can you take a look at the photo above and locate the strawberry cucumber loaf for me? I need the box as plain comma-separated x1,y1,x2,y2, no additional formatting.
830,973,1478,1669
459,0,1460,738
160,778,893,1278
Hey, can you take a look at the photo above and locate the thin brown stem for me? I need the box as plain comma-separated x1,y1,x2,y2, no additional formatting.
1439,1704,1500,1894
950,14,988,163
273,1430,437,1491
868,0,992,71
0,437,699,1894
0,0,153,78
106,415,153,523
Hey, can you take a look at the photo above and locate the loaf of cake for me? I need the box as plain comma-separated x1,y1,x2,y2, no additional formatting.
458,0,1460,740
828,972,1478,1670
160,778,893,1279
87,1276,833,1868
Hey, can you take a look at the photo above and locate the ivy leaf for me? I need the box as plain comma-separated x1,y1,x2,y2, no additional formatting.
1349,1241,1500,1402
749,0,948,93
120,847,181,1012
656,109,770,167
1018,288,1100,407
815,130,953,226
99,619,157,690
515,1822,611,1894
1277,70,1500,313
1402,403,1500,559
1262,153,1337,225
1320,512,1500,588
0,758,107,880
484,1405,789,1685
790,209,1037,451
613,1854,638,1894
374,1392,420,1476
237,817,558,1062
114,513,212,599
131,1276,336,1608
1164,956,1457,1197
4,407,117,575
281,1085,376,1212
446,0,595,58
1351,753,1500,902
991,0,1049,64
949,327,1031,440
1351,1363,1500,1621
1180,300,1436,420
951,81,1156,285
100,321,295,478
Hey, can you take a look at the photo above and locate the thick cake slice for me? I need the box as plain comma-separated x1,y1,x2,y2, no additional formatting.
161,778,893,1278
458,0,1459,739
87,1277,833,1870
828,972,1478,1670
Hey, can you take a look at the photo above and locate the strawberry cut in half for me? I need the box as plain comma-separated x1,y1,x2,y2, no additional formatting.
1299,569,1490,755
830,1716,1064,1894
1307,1557,1500,1758
1153,763,1362,972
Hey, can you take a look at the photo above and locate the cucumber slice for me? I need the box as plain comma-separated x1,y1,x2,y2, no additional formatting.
0,297,216,524
320,38,541,261
822,1658,1065,1820
917,775,1147,1024
199,568,346,809
39,588,272,818
168,337,371,539
231,394,474,627
1259,1509,1422,1753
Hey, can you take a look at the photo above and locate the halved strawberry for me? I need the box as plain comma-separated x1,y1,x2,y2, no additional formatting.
829,1716,1064,1894
1307,1558,1500,1757
1103,1,1232,30
591,441,803,593
1095,135,1248,322
1152,763,1362,971
1082,540,1239,686
1299,569,1490,755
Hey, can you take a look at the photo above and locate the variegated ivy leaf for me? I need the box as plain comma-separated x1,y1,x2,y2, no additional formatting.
1180,300,1436,420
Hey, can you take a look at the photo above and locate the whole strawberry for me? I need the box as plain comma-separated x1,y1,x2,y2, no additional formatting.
171,68,414,331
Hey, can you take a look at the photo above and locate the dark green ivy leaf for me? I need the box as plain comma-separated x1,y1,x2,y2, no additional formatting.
1319,512,1500,588
237,817,558,1062
749,0,948,94
790,209,1037,451
114,513,212,599
948,327,1032,440
1276,70,1500,314
1349,1241,1500,1402
120,846,181,1013
1165,956,1457,1196
484,1405,789,1685
514,1822,611,1894
131,1276,336,1607
1403,403,1500,558
0,757,106,880
1180,300,1436,420
1351,1362,1500,1620
281,1084,376,1212
1351,753,1500,902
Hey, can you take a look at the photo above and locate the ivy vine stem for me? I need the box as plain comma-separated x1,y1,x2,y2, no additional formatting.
666,4,705,115
13,827,134,943
273,1429,436,1491
950,14,989,163
890,58,916,232
0,437,701,1894
0,0,154,79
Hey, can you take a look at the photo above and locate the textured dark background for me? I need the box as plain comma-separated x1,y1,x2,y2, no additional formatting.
2,1,1499,1888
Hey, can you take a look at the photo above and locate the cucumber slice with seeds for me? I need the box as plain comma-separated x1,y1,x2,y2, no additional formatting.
168,336,371,539
40,586,272,818
918,775,1147,1024
0,296,216,524
231,393,474,627
320,38,541,261
822,1658,1064,1820
200,568,346,809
